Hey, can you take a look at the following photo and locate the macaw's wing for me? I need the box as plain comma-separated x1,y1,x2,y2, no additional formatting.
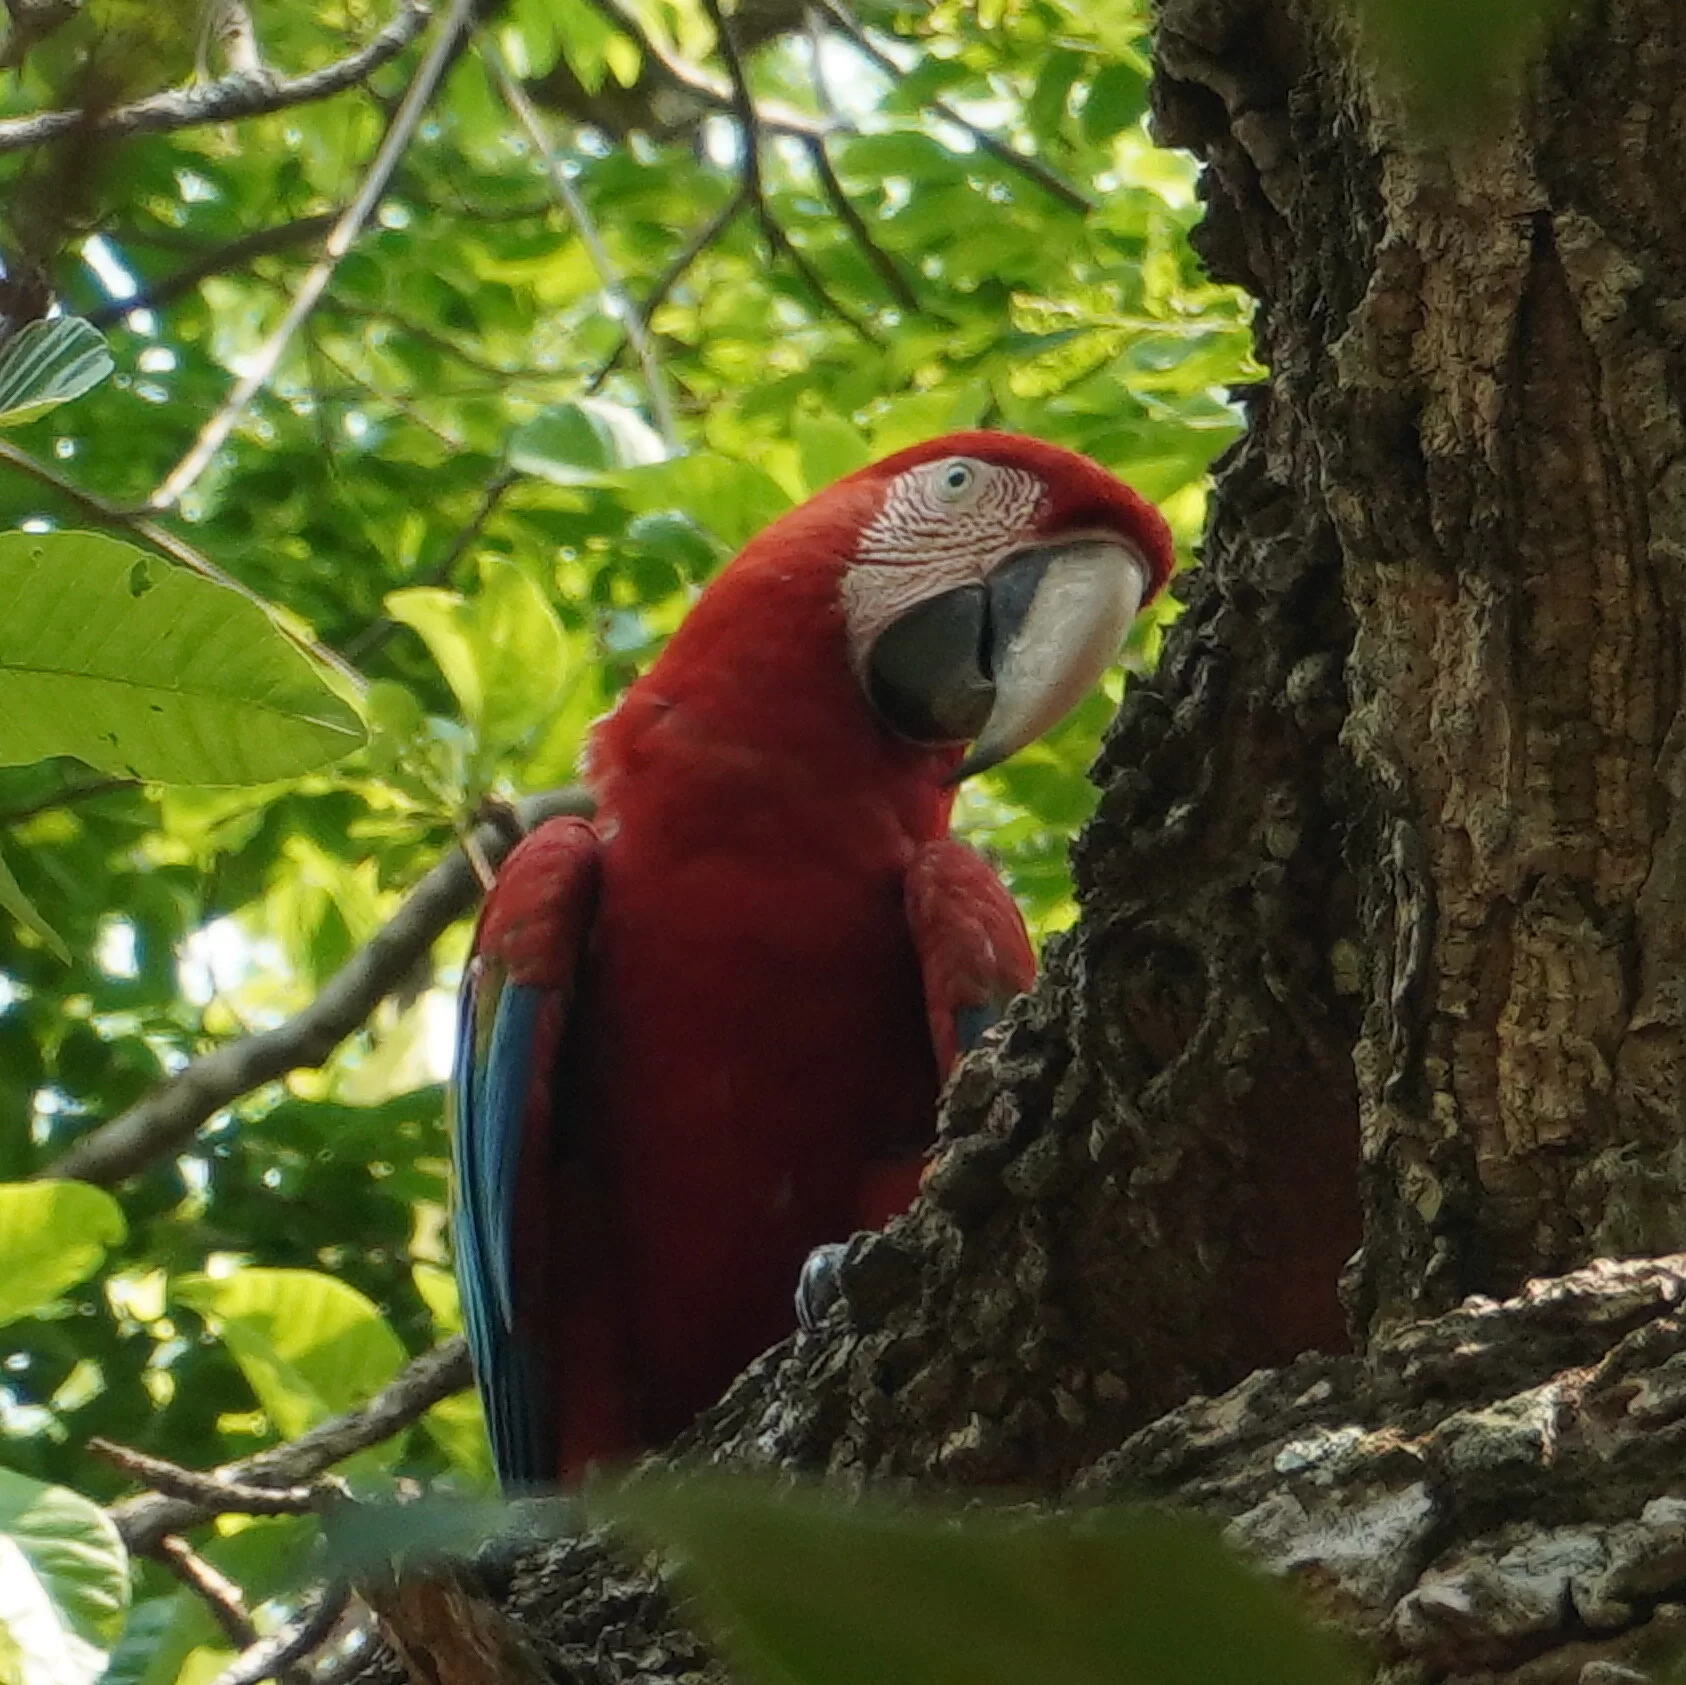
905,838,1036,1078
452,816,600,1492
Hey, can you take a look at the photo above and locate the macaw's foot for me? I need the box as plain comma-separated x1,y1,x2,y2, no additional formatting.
795,1241,850,1332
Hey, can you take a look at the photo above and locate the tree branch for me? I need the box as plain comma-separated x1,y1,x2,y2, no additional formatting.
698,0,875,342
585,189,747,394
0,2,430,158
84,215,337,328
90,1438,332,1518
810,0,1092,215
800,134,917,312
157,1535,263,1652
110,1337,473,1555
148,0,479,513
343,466,518,663
482,40,680,452
36,785,592,1187
209,1583,353,1685
0,437,366,695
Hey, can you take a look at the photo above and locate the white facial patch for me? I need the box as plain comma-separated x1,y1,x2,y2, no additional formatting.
841,457,1046,671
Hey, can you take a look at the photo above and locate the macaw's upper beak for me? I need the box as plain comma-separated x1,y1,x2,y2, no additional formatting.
865,537,1149,780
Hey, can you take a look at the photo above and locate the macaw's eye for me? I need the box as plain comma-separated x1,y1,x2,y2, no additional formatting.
933,459,978,503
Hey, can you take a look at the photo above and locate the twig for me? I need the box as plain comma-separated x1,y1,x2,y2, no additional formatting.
311,336,469,452
482,41,679,453
0,3,430,157
698,0,875,342
84,215,337,328
0,437,366,695
579,0,827,141
149,0,479,514
800,135,917,311
35,785,592,1187
343,467,517,663
208,1584,353,1685
90,1438,331,1518
110,1338,473,1555
585,188,747,393
157,1536,262,1652
810,0,1092,215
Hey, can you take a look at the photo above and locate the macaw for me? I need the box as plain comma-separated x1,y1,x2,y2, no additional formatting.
452,431,1174,1490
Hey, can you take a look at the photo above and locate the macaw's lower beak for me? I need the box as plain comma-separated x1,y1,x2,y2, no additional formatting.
865,538,1149,779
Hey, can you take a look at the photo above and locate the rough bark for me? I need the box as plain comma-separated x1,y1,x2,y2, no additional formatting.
360,0,1686,1678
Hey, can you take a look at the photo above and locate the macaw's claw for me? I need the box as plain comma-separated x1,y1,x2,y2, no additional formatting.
795,1241,850,1332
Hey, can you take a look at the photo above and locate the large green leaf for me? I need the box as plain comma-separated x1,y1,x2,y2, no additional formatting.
0,321,114,429
386,556,569,760
596,1478,1357,1685
0,1466,128,1685
0,532,365,785
173,1268,406,1442
0,1183,126,1327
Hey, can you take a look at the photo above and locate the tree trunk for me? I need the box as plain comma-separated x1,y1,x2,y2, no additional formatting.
363,0,1686,1677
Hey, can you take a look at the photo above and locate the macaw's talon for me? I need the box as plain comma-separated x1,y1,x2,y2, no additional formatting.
795,1241,851,1333
471,794,528,847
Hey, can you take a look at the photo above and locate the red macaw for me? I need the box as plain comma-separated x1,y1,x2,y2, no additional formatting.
452,431,1173,1489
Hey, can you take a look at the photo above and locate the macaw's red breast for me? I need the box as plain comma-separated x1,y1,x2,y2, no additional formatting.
572,562,961,1445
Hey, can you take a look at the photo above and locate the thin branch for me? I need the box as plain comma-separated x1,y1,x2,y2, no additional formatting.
149,0,479,513
208,1583,353,1685
110,1338,473,1555
157,1536,263,1652
698,0,875,342
84,215,338,328
797,4,914,311
90,1438,331,1518
0,3,430,157
578,0,827,141
0,437,366,695
800,135,917,311
311,337,469,451
343,466,517,663
810,0,1092,215
482,40,680,453
585,188,747,393
36,785,592,1187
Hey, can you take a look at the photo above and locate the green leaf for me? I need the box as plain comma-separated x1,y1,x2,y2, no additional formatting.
0,1465,129,1685
0,849,68,962
387,557,570,758
0,532,365,785
0,321,114,428
595,1477,1357,1685
0,1183,126,1327
508,399,667,486
173,1268,406,1442
792,412,870,494
618,454,792,551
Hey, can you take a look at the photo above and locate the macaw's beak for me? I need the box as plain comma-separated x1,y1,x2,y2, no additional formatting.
865,537,1149,780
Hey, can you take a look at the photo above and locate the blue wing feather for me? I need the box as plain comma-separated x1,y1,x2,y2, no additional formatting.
451,976,555,1490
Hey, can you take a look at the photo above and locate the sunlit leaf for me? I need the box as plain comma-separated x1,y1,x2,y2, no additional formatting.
173,1268,406,1443
0,1183,125,1327
0,321,114,429
0,1466,128,1685
0,533,365,785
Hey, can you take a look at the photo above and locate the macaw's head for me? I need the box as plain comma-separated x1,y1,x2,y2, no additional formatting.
827,431,1174,779
624,431,1175,794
